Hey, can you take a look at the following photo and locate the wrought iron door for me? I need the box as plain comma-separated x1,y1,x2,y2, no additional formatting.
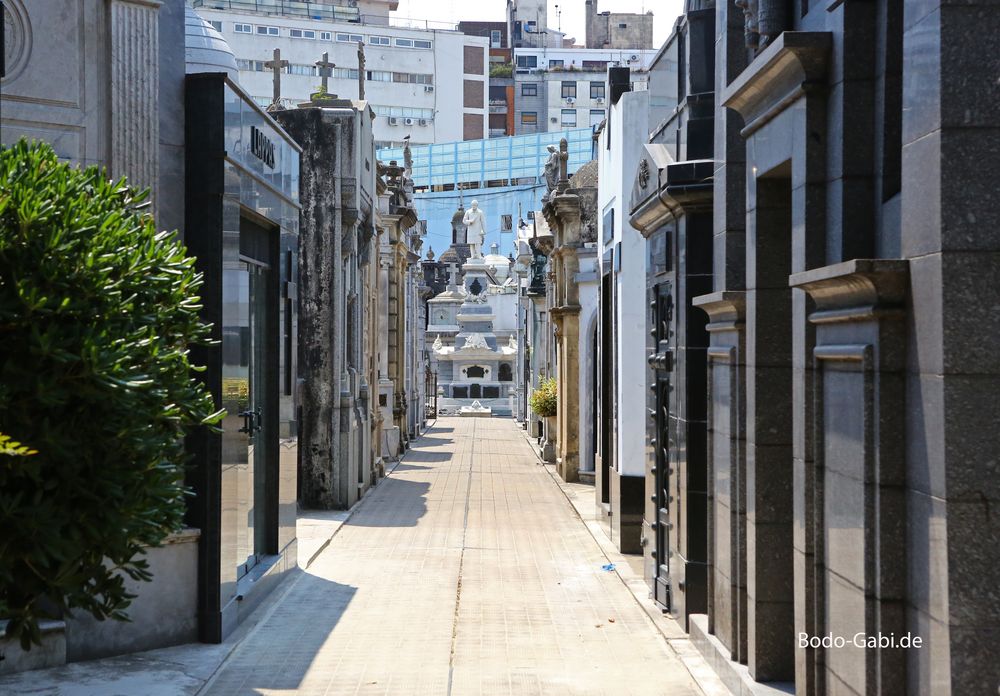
649,282,674,610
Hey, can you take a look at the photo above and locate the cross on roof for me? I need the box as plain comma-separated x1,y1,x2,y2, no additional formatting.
264,48,289,109
447,263,459,287
315,52,335,94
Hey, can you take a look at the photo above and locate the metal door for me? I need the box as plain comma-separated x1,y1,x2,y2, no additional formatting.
649,281,674,610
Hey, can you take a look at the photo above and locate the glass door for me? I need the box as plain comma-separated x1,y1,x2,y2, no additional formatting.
242,262,268,576
221,260,269,585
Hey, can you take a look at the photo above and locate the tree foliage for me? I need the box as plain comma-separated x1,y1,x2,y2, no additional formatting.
0,140,222,648
529,377,558,417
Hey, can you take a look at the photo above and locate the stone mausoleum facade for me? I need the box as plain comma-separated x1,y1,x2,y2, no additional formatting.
626,0,1000,694
429,245,518,417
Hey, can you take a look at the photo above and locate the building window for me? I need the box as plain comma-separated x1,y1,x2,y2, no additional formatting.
289,28,316,39
590,81,605,99
320,31,332,41
490,29,501,47
394,38,413,47
288,64,317,76
237,59,268,72
256,25,279,36
413,39,432,49
208,20,222,32
368,70,392,82
337,32,363,43
561,81,577,98
561,109,577,127
549,59,564,68
392,72,433,84
521,83,538,97
618,22,628,28
516,55,537,68
590,109,605,126
234,23,252,34
370,35,390,46
521,112,537,125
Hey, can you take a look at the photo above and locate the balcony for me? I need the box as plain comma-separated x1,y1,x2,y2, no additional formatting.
488,99,508,114
192,0,360,23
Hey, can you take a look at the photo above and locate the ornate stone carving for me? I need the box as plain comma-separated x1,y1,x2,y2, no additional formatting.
735,0,788,52
462,333,489,351
638,158,650,189
2,0,31,83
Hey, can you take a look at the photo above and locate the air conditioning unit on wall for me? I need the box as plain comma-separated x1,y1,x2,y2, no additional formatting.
418,118,428,126
388,116,398,125
424,85,434,92
403,117,414,125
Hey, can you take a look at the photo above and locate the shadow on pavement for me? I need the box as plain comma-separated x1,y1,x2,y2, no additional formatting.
344,476,430,528
202,573,357,693
390,462,433,472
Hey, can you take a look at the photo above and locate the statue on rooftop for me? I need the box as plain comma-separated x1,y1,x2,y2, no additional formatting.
463,200,487,258
543,144,559,197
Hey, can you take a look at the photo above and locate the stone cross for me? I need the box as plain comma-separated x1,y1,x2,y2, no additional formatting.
447,263,459,288
315,52,335,93
358,41,367,100
264,48,289,108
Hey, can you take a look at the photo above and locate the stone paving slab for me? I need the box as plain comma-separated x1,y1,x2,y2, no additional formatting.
201,417,705,696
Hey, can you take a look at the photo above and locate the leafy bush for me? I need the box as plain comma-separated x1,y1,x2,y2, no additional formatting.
489,63,513,78
529,377,558,417
0,140,222,648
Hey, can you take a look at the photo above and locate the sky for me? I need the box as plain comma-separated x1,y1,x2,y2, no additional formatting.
391,0,684,48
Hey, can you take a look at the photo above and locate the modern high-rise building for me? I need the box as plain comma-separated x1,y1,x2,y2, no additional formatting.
191,0,489,146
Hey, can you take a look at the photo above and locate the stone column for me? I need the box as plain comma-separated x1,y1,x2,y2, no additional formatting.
108,0,161,209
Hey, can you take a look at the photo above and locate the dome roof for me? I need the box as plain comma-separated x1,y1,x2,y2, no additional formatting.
185,6,239,82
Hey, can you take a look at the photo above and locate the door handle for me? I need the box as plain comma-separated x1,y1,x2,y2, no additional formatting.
238,410,254,434
237,408,263,436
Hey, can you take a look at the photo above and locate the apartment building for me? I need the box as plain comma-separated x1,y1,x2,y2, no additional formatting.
192,0,489,145
458,21,514,138
512,48,657,134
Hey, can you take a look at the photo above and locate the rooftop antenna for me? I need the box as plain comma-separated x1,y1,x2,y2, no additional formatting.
554,4,561,32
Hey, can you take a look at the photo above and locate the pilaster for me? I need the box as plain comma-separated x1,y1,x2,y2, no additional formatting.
790,259,909,696
108,0,161,206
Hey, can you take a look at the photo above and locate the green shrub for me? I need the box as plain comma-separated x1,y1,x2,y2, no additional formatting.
0,140,222,649
489,63,513,78
530,377,558,417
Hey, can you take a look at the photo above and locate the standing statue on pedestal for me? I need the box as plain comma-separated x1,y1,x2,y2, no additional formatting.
463,200,487,258
543,144,559,198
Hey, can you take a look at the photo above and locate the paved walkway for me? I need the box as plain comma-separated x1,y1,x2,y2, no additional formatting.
201,417,703,696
